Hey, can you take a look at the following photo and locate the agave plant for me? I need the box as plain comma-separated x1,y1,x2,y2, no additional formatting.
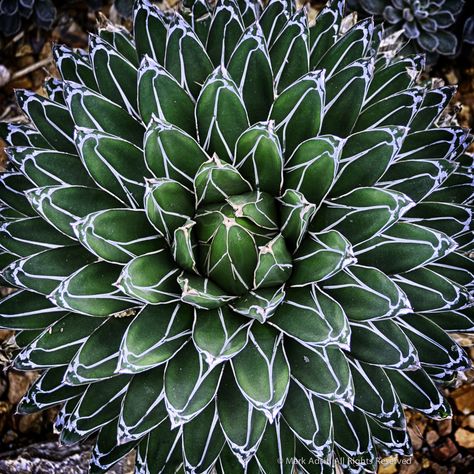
0,0,473,471
346,0,466,62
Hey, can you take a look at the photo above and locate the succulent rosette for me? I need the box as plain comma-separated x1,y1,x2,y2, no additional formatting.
0,0,473,472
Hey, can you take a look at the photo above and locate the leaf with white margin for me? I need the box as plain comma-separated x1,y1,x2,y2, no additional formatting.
284,135,343,206
281,379,333,457
231,324,290,421
98,22,138,66
430,170,474,205
0,172,37,216
164,340,223,427
26,185,123,238
285,339,354,407
330,126,406,198
0,122,49,148
355,222,457,275
13,312,102,370
424,308,474,333
259,0,293,47
49,261,139,317
428,251,474,288
117,366,168,443
193,306,251,367
0,290,67,330
228,23,274,123
217,366,267,467
63,316,133,385
89,420,139,474
291,230,355,286
189,0,213,43
63,82,145,147
269,286,350,348
61,375,131,444
269,70,325,158
385,368,452,420
348,359,405,428
182,401,225,474
118,303,192,374
74,127,149,208
314,187,414,246
349,319,419,370
393,267,472,313
2,245,96,295
6,147,95,188
172,220,199,275
134,420,182,474
144,118,209,189
17,366,83,414
73,209,163,264
116,250,181,305
396,314,471,374
367,416,412,456
165,13,213,98
206,0,244,66
229,286,286,323
323,264,413,321
15,90,76,154
89,34,139,117
137,56,195,135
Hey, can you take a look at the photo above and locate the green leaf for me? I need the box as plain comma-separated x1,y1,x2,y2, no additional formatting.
137,56,196,135
164,340,223,426
98,23,138,66
269,70,324,158
118,366,168,442
27,185,123,238
270,286,350,348
410,86,456,131
193,306,250,366
64,83,144,147
259,0,293,46
0,290,66,330
429,251,474,288
178,272,236,310
228,23,274,123
0,122,49,148
291,230,355,285
233,122,283,196
231,324,289,421
13,313,102,370
285,339,353,406
269,8,309,94
314,187,414,245
284,135,343,206
355,223,457,274
165,14,213,98
349,319,419,370
196,67,249,162
75,128,149,207
50,261,138,317
15,90,76,153
118,303,192,373
3,246,96,295
217,366,267,467
323,265,412,321
144,178,195,241
172,220,199,274
144,118,209,188
206,0,244,66
74,209,163,264
189,0,213,43
0,172,36,216
117,250,181,304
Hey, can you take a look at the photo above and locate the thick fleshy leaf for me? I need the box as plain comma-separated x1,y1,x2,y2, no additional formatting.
196,67,249,162
118,303,192,373
291,231,355,285
193,306,250,367
164,340,223,426
231,324,290,421
233,122,283,196
269,70,325,157
137,56,195,135
270,285,350,348
429,252,474,288
0,122,49,149
73,209,163,264
172,220,199,274
323,265,412,321
49,261,137,317
75,128,149,207
410,86,456,131
116,250,181,304
98,23,138,66
285,339,353,406
0,172,37,216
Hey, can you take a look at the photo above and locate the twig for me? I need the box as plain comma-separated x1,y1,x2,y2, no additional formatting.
9,57,53,83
